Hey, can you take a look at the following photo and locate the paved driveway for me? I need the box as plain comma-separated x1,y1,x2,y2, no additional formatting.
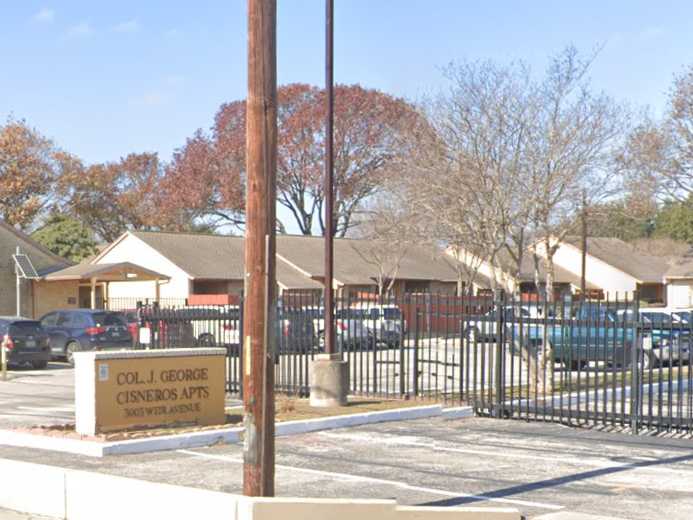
0,363,74,427
1,364,693,519
1,414,692,519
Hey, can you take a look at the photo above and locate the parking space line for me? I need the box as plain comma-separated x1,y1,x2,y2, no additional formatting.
176,449,564,511
317,431,693,477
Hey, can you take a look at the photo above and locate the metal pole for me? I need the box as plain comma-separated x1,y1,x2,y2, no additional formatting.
1,338,7,381
244,0,277,497
15,246,21,316
581,189,587,297
323,0,335,355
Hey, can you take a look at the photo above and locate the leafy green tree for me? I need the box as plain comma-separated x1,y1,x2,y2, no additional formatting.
32,214,99,262
654,198,693,244
580,201,655,241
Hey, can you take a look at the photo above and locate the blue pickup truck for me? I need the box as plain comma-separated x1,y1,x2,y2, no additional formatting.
520,304,692,370
513,303,642,370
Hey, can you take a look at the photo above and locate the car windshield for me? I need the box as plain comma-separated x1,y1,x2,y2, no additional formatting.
8,321,42,335
673,311,691,323
92,313,126,327
641,312,673,325
339,309,368,319
383,308,402,320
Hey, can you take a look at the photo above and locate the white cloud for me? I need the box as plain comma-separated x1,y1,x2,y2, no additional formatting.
67,21,93,37
33,7,55,23
113,19,140,33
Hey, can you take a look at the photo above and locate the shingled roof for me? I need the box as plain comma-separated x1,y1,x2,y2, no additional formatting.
0,220,72,275
132,231,245,279
564,236,669,283
276,235,458,285
665,249,693,279
119,231,456,288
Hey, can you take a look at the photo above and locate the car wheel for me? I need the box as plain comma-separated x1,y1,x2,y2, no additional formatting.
640,351,654,370
32,360,48,370
65,342,79,367
568,360,588,371
197,333,216,347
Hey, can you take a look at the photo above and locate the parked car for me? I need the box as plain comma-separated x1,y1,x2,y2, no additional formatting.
0,316,51,369
616,309,691,367
671,310,692,324
277,308,317,353
531,305,643,370
120,309,140,346
463,305,537,343
171,306,241,348
40,309,132,365
345,303,405,347
304,306,375,351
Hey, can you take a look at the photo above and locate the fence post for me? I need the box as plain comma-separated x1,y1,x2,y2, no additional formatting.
238,296,244,399
494,290,505,418
399,295,407,397
413,308,420,397
630,295,641,434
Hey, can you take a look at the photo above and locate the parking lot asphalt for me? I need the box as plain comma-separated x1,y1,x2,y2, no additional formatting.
0,364,241,427
1,411,692,519
2,365,693,519
0,363,74,428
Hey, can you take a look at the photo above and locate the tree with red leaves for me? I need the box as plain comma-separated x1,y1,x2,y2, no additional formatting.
160,83,416,235
0,119,76,230
58,152,166,242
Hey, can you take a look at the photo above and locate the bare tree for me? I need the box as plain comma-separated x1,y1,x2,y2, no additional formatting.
620,66,693,202
525,47,627,301
391,60,535,295
350,196,414,297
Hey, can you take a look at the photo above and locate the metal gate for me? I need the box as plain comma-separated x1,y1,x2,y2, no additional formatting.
460,293,693,434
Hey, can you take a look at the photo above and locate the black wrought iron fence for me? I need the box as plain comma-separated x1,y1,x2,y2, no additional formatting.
459,293,693,435
129,292,693,434
107,297,188,312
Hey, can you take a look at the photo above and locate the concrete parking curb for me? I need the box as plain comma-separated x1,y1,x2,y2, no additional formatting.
0,404,472,457
534,513,629,520
0,457,520,520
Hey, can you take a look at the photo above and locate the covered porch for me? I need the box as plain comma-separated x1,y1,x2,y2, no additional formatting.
41,262,170,310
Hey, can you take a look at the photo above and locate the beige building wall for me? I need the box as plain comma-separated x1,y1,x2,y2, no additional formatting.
666,280,693,309
428,281,457,294
32,280,79,319
536,241,637,297
0,265,32,317
96,233,192,300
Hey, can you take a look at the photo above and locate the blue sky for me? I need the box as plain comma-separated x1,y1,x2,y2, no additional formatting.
2,1,692,166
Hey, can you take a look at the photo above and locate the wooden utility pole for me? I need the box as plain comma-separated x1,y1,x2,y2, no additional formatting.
323,0,335,355
243,0,277,497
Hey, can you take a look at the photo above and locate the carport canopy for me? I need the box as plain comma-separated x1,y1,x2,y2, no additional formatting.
42,262,170,309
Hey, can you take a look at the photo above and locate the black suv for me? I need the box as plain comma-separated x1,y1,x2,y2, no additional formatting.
0,316,51,369
40,310,132,365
